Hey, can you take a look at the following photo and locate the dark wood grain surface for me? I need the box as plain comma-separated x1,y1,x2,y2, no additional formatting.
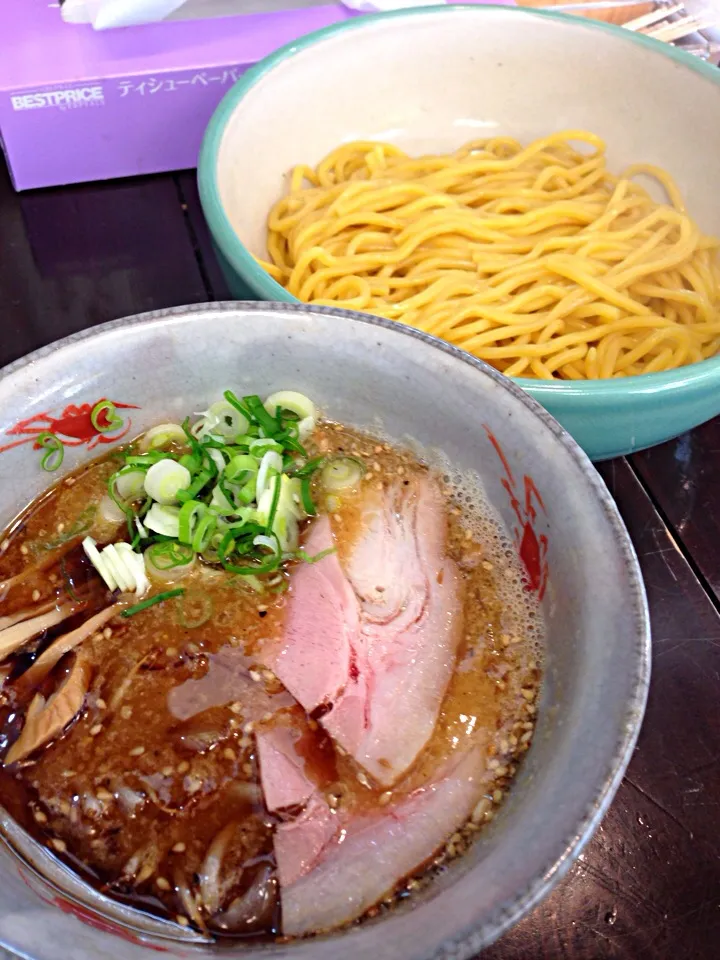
1,160,718,960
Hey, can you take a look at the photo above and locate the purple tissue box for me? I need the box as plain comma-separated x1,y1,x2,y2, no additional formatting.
0,0,355,190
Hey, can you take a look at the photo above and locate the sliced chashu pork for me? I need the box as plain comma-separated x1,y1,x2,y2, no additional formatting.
256,723,489,936
260,476,463,787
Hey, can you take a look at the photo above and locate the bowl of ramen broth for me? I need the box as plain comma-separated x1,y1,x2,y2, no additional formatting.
0,303,649,959
198,4,720,461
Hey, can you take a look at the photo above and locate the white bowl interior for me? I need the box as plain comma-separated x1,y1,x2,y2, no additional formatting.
216,7,720,258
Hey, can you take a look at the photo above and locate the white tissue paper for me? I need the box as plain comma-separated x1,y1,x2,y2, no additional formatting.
61,0,445,29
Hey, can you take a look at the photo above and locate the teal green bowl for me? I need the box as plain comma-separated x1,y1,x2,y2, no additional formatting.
198,4,720,462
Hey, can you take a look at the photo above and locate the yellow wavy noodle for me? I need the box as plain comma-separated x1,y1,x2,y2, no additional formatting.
258,131,720,379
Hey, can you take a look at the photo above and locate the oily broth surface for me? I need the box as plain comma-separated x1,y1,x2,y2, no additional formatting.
0,421,542,937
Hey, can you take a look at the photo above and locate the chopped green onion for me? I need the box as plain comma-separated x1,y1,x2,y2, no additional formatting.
290,456,326,478
263,391,316,424
121,588,185,618
297,546,336,564
125,452,171,468
300,476,317,516
222,554,281,576
320,457,365,491
178,500,207,545
256,450,283,501
90,400,123,433
223,390,253,423
176,592,213,629
146,541,194,570
191,511,217,552
144,504,181,538
177,470,213,503
242,394,281,437
267,475,283,532
139,422,187,452
35,432,64,472
144,459,191,505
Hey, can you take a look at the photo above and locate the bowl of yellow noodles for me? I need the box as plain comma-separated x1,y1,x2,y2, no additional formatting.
198,3,720,461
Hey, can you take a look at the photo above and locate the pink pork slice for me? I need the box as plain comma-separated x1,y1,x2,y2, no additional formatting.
259,732,487,936
260,477,462,787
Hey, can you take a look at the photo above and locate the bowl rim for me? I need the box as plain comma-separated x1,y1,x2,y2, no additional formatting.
0,300,651,959
197,2,720,395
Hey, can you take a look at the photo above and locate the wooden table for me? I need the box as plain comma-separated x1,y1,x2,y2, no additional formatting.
1,158,718,960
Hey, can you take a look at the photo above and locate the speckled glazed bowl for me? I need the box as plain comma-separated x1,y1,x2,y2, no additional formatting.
0,303,650,959
198,4,720,461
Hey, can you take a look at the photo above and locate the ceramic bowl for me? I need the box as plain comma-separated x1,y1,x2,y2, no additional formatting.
0,302,649,959
197,4,720,462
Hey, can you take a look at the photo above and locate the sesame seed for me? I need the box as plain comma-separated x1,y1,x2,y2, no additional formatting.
493,788,504,804
172,842,186,853
62,770,76,778
373,462,381,473
397,466,405,475
59,800,70,816
156,877,171,891
176,916,189,927
103,627,112,640
374,445,383,454
242,721,254,734
34,810,48,824
378,791,392,806
223,748,236,761
166,647,177,657
242,762,253,776
65,477,76,486
137,864,154,884
464,529,472,540
0,539,9,551
521,688,535,701
230,702,243,715
120,707,132,720
482,561,494,571
56,523,65,534
32,589,41,602
249,670,261,683
96,788,113,801
162,766,174,777
488,759,500,770
471,798,491,823
96,698,107,710
50,838,67,853
20,545,29,556
177,761,189,774
129,745,145,757
525,704,537,715
90,724,103,737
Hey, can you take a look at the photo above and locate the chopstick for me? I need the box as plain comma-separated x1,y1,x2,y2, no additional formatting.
622,2,683,31
645,13,718,40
